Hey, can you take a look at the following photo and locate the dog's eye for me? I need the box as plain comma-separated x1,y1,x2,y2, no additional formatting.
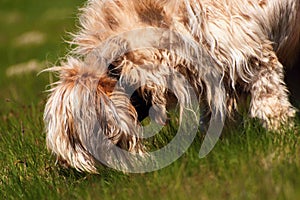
107,63,121,79
130,89,152,122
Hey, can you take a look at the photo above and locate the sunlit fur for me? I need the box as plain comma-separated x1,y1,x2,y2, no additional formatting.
44,0,300,173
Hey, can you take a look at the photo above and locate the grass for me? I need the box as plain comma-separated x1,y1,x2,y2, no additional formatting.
0,0,300,199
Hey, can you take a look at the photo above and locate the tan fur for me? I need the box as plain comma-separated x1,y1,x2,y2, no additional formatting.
44,0,300,173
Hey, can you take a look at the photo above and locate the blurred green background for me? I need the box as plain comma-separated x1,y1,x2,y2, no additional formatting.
0,0,84,114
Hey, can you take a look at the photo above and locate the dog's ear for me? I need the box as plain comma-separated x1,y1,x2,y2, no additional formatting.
44,58,101,173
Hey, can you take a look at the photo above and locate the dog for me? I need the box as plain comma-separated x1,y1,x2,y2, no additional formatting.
44,0,300,173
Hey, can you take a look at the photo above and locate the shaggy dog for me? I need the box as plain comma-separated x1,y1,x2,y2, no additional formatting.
44,0,300,173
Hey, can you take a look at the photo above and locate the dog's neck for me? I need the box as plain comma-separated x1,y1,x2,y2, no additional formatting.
262,0,300,65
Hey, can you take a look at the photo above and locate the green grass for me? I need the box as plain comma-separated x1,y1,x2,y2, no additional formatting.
1,1,300,199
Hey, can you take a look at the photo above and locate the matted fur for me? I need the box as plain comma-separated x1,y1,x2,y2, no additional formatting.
44,0,300,173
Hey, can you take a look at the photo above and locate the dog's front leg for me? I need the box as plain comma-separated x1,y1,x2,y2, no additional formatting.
249,49,296,130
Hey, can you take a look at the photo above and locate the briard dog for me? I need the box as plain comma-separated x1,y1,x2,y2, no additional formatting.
44,0,300,173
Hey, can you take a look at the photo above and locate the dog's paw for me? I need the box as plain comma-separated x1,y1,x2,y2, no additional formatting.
263,106,297,131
